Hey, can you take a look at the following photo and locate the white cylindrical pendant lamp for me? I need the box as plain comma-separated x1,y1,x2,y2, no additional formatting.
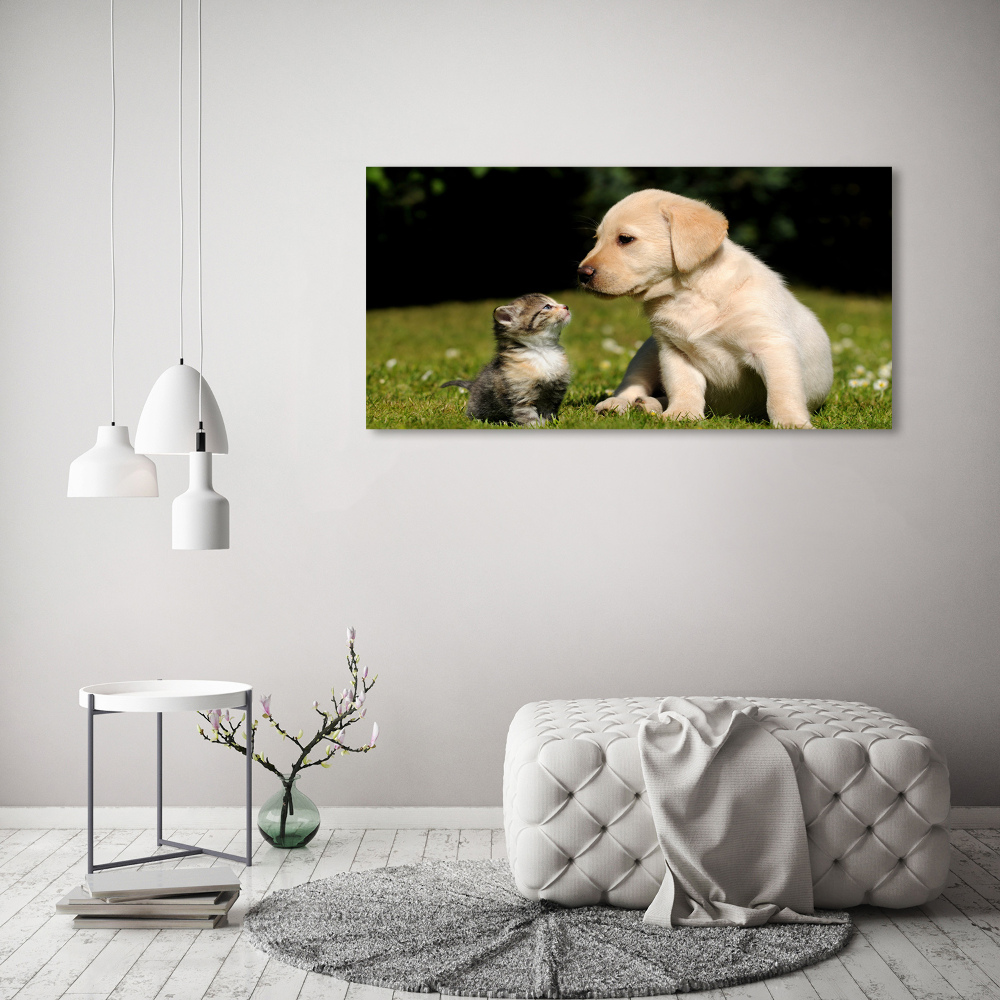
134,364,228,455
68,425,159,498
172,450,229,549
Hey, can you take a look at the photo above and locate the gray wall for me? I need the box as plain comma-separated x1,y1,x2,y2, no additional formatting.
1,0,997,809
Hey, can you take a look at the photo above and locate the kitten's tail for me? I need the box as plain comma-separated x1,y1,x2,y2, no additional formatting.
439,379,473,390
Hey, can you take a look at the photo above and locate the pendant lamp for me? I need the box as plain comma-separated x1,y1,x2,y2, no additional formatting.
68,0,158,499
172,436,229,549
134,363,227,454
135,0,229,548
68,426,158,498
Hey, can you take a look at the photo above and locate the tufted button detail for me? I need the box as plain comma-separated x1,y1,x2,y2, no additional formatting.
506,695,950,911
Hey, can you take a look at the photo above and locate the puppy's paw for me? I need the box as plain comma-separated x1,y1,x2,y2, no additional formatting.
594,396,630,416
770,413,814,429
662,406,704,422
631,395,664,416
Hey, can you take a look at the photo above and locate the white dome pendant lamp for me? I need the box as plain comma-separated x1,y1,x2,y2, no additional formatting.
68,0,157,499
135,0,229,548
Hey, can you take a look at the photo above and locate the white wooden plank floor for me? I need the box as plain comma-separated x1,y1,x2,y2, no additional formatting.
0,828,998,1000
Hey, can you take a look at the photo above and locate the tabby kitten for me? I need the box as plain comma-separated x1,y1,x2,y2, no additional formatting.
440,293,572,426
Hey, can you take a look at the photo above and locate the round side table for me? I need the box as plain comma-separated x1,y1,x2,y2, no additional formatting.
80,680,253,873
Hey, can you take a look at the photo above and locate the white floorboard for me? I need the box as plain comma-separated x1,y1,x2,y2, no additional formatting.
0,828,996,999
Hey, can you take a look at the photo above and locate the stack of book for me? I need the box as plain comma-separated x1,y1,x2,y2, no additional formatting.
57,866,241,929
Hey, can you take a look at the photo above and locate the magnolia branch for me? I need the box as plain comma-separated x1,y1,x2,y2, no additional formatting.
196,628,379,786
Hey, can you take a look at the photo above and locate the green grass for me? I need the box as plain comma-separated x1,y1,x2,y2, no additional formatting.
366,288,892,429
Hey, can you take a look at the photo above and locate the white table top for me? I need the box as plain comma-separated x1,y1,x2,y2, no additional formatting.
79,680,251,713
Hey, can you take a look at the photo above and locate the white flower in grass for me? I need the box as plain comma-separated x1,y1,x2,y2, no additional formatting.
853,365,867,376
379,378,386,384
874,379,889,391
385,358,397,369
848,378,870,388
601,324,614,335
599,359,612,370
837,323,853,334
601,337,625,355
840,338,854,348
444,348,460,359
831,342,844,355
421,370,434,381
458,387,467,394
634,340,645,349
878,363,892,379
604,388,614,396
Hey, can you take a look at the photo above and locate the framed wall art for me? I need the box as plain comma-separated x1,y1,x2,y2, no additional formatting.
367,167,891,430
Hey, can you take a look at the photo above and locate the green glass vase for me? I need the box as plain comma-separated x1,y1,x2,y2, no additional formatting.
257,777,320,848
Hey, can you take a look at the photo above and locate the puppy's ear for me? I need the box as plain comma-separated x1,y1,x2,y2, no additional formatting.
661,198,728,272
494,306,515,327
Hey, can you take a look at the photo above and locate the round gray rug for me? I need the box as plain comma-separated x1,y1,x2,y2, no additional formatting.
244,859,852,997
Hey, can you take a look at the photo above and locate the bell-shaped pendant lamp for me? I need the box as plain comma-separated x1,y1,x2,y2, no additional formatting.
68,425,158,497
134,363,228,455
172,435,229,549
68,0,158,499
146,0,229,550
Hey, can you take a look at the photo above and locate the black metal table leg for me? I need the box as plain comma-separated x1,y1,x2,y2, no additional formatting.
245,688,253,866
87,694,95,874
156,711,163,846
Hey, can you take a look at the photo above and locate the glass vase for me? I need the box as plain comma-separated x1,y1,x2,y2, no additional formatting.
257,776,320,848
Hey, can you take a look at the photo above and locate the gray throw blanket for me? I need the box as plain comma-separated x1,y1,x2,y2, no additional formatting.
638,696,848,928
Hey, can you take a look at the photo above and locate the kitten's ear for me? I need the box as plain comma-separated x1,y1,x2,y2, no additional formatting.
661,196,728,272
493,306,515,327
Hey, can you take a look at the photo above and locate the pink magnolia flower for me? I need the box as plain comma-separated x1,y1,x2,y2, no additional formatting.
207,709,222,732
347,626,356,643
370,722,380,746
260,694,272,718
362,666,368,680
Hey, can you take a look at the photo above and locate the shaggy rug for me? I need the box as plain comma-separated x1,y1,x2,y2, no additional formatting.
244,860,852,997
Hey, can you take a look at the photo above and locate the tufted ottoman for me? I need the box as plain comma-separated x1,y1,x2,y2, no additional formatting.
504,697,950,910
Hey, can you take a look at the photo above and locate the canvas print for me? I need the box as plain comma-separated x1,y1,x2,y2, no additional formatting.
367,167,891,429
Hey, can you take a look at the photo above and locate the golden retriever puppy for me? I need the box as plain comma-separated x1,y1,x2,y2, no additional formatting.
578,189,833,428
